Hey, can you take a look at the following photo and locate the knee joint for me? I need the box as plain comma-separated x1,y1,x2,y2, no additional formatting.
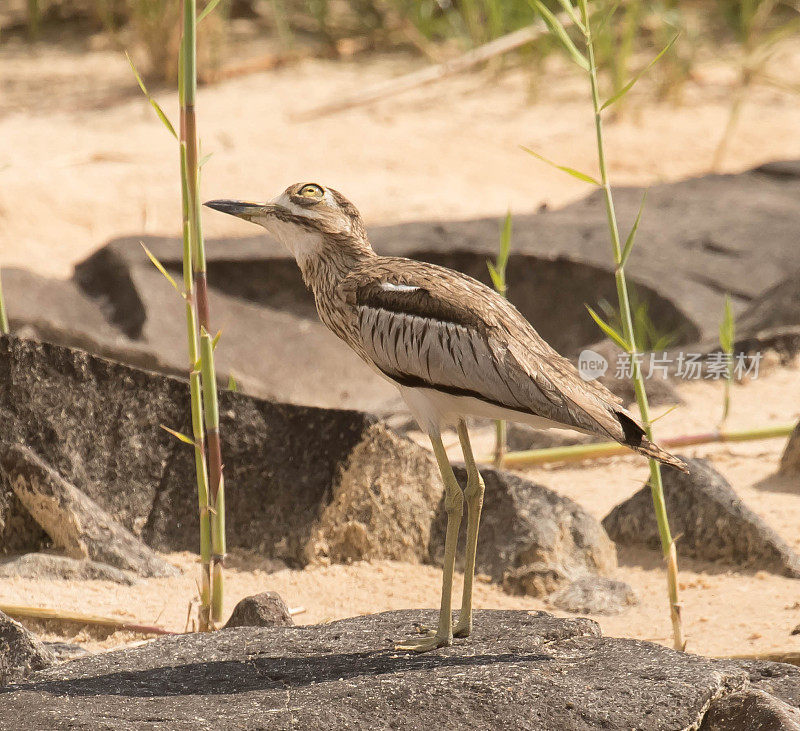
464,474,485,503
444,490,464,515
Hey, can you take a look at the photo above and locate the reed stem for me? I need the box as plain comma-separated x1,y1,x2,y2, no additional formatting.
182,0,226,628
496,423,795,467
578,0,683,650
0,270,9,334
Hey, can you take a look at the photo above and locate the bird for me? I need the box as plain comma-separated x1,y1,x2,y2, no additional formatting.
205,182,687,653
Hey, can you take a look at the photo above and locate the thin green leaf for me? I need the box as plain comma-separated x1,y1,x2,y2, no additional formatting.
594,0,620,33
586,305,631,351
719,295,735,354
211,329,223,350
487,261,504,292
497,209,512,272
125,52,177,139
600,34,679,110
197,0,224,23
227,374,238,392
160,424,196,446
521,146,600,185
619,191,647,269
649,404,680,425
198,152,213,168
553,0,584,32
530,0,589,70
141,242,181,295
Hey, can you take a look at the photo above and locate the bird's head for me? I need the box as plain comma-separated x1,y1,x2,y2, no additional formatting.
204,183,369,265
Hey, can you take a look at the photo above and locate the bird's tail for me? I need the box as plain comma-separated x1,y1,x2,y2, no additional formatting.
615,410,688,473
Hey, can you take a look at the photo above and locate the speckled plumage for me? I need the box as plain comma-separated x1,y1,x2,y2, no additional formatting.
206,184,685,470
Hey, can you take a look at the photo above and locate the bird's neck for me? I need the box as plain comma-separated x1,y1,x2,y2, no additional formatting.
298,236,376,295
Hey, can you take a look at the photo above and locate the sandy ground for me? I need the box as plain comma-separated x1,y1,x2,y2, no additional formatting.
2,33,800,661
3,358,799,659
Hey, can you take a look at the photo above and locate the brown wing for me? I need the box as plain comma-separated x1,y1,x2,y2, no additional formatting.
341,257,686,471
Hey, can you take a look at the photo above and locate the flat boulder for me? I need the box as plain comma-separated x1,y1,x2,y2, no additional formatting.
0,611,54,686
1,444,177,578
430,468,617,596
0,553,136,585
2,609,786,730
602,457,800,576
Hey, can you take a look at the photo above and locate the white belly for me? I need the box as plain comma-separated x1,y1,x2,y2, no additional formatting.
397,384,576,436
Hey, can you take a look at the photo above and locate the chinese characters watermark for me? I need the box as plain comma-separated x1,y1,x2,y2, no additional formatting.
577,349,762,382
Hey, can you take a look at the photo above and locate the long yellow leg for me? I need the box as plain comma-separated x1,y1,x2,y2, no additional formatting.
396,428,463,652
454,418,485,638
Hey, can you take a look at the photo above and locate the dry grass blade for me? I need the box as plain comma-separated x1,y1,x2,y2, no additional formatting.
141,242,182,295
160,424,196,446
0,603,174,635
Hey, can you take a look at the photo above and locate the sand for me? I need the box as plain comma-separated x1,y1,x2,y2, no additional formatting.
1,33,800,660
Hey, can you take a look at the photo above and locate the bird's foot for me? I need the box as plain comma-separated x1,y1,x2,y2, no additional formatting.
395,633,452,653
453,619,472,638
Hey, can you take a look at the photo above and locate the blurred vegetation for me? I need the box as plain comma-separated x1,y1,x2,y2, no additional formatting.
12,0,800,93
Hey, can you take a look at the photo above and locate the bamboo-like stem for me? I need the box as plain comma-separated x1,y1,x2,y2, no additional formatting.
578,0,683,651
0,603,175,635
494,423,796,467
201,329,225,625
0,270,9,334
182,0,226,628
492,419,506,468
180,141,212,632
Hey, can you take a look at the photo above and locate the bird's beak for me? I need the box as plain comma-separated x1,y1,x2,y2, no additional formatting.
203,199,277,222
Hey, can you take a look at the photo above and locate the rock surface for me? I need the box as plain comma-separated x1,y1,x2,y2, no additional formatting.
1,444,177,578
0,611,54,686
550,576,638,615
430,468,617,596
700,688,800,730
224,592,294,628
780,422,800,475
603,457,800,576
0,553,136,585
0,338,442,570
0,609,773,730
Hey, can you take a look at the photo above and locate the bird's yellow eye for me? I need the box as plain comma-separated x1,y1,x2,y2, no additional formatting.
298,184,324,199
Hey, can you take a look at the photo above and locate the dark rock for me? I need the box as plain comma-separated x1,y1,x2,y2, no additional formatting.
550,576,638,615
0,335,186,550
41,643,90,662
430,468,616,596
717,659,800,709
603,457,800,576
0,337,446,568
224,592,293,628
0,610,755,730
701,688,800,730
505,422,596,452
1,444,177,578
0,610,54,685
0,553,136,585
780,422,800,476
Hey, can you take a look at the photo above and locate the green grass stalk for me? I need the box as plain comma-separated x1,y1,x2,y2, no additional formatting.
719,294,735,426
0,270,9,334
182,0,226,628
495,422,796,467
577,0,683,650
487,210,512,468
